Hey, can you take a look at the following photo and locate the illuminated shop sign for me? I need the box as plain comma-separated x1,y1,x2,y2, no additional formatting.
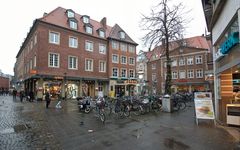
220,32,239,54
214,48,225,61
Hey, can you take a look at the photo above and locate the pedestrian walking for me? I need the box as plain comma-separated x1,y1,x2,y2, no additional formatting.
29,90,34,102
45,91,51,108
20,90,24,102
12,89,17,100
55,94,62,109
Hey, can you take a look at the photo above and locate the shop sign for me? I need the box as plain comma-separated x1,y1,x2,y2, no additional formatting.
177,79,188,82
30,69,37,74
220,32,239,54
54,76,63,80
124,80,137,84
117,79,124,84
214,48,225,61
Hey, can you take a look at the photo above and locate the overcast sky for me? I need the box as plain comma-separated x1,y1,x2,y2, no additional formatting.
0,0,206,75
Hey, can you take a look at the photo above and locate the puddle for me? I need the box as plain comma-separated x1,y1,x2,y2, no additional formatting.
164,138,190,150
0,128,15,134
102,140,113,147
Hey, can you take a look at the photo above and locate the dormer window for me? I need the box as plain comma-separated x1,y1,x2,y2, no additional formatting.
85,26,93,34
67,10,75,18
99,30,105,38
69,20,77,29
119,31,125,39
83,16,90,24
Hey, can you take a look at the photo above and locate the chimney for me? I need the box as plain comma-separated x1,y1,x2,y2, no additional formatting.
43,12,48,17
100,17,107,28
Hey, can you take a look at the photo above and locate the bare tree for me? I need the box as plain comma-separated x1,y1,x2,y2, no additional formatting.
141,0,189,95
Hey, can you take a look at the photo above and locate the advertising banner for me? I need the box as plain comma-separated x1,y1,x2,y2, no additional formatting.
194,92,215,121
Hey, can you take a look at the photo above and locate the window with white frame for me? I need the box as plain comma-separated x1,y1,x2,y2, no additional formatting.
121,56,127,64
187,57,194,65
121,68,127,78
187,70,194,78
112,41,119,49
152,73,156,81
129,57,135,65
49,53,59,68
112,54,119,63
152,63,156,69
30,59,33,70
34,55,36,68
179,70,186,79
120,43,127,51
171,59,177,67
179,58,185,66
49,31,60,44
129,45,135,53
69,20,77,29
67,11,75,18
85,59,93,71
196,69,203,78
129,69,135,78
68,56,78,69
164,62,167,68
99,30,105,38
99,44,106,54
30,40,33,50
85,41,93,51
172,71,178,79
69,37,78,48
83,16,89,23
85,26,93,34
99,61,106,72
195,55,203,64
119,31,125,39
34,34,37,45
112,68,118,77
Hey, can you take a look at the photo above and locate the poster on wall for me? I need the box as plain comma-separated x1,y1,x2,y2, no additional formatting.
194,92,215,125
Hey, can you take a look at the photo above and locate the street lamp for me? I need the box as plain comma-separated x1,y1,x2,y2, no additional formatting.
64,72,67,99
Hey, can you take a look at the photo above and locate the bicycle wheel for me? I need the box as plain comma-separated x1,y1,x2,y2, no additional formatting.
123,105,131,117
178,101,186,110
99,112,105,123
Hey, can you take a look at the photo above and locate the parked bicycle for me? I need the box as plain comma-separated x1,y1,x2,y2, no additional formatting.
92,97,106,123
108,97,130,118
171,94,187,111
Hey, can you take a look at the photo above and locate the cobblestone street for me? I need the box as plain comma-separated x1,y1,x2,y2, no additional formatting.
0,95,240,150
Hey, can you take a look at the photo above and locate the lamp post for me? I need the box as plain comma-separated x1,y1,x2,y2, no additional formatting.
64,72,67,100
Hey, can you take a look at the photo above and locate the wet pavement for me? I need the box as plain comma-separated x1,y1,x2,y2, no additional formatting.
0,95,240,150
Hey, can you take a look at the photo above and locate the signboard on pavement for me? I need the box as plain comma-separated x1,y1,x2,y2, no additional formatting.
194,92,215,125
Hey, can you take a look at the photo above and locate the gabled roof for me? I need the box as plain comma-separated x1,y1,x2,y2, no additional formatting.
39,7,113,38
108,24,138,45
39,7,137,46
146,35,211,61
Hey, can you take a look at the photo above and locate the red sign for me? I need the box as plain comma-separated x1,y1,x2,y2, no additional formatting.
178,79,188,82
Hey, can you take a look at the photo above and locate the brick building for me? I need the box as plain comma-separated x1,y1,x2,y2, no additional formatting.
0,76,10,90
14,7,137,99
146,35,213,94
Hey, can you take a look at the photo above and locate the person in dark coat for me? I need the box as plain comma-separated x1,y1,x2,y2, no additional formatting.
20,90,24,102
29,91,34,102
45,91,51,108
12,89,17,100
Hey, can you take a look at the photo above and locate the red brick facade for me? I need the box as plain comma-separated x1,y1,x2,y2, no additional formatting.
0,76,9,89
146,36,213,94
15,7,137,99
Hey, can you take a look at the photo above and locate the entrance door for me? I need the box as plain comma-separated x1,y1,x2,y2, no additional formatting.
115,85,125,97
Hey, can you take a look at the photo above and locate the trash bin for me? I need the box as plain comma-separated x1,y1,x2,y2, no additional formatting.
162,94,172,112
